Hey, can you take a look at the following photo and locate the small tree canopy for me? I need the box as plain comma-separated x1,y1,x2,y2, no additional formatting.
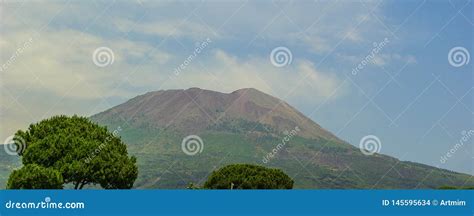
7,164,63,189
9,115,138,189
203,164,294,189
438,185,474,189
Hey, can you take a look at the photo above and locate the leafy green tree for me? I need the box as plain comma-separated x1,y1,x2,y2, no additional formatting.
7,164,63,189
9,115,138,189
203,164,294,189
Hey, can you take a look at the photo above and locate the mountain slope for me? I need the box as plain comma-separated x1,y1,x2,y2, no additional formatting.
90,87,473,189
92,88,340,141
0,151,21,188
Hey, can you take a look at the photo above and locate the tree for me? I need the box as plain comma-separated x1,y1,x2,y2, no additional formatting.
438,185,474,189
203,164,294,189
7,164,63,189
8,115,138,189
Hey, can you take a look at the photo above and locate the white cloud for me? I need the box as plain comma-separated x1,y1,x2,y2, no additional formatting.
162,49,345,101
0,23,174,139
0,29,172,100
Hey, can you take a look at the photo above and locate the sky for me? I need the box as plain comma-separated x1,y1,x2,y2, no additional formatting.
0,0,473,175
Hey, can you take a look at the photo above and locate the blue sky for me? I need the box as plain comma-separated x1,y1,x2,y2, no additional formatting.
1,0,472,175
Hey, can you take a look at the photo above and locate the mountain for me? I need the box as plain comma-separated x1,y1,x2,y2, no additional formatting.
89,87,473,189
0,150,22,188
92,87,340,141
1,88,472,189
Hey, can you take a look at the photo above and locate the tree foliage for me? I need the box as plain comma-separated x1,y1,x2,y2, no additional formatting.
8,115,138,189
7,164,63,189
203,164,294,189
438,185,474,189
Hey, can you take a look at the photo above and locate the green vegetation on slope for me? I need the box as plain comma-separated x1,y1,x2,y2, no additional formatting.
0,151,20,189
203,164,293,189
90,118,474,189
